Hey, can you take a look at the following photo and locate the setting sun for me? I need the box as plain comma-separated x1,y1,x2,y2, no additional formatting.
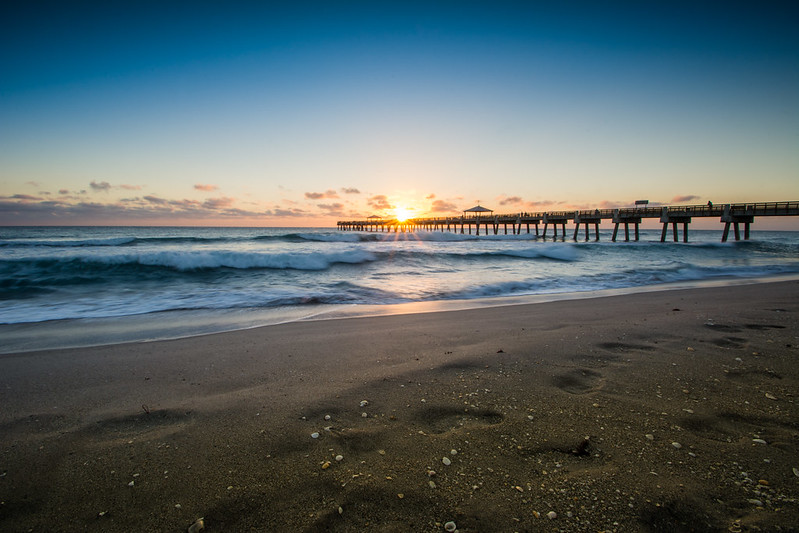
394,206,414,222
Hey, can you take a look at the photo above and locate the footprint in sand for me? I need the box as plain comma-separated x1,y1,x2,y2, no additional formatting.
596,341,656,353
551,368,604,394
413,405,503,434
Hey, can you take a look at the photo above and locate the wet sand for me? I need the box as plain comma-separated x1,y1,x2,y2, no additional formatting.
1,281,798,532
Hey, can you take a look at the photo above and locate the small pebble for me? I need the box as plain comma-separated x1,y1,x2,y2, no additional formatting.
128,481,135,487
450,449,458,455
444,521,457,532
338,506,343,515
547,511,557,520
361,412,368,418
322,461,331,469
753,438,767,445
765,393,777,400
645,434,654,441
311,432,320,439
429,480,437,489
335,455,344,462
748,499,763,507
442,457,452,466
359,400,368,407
671,442,682,449
324,415,331,421
793,467,799,477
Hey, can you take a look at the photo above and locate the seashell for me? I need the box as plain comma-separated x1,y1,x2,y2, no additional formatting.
187,518,205,533
444,521,457,532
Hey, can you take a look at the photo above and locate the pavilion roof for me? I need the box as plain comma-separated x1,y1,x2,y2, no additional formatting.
463,205,493,213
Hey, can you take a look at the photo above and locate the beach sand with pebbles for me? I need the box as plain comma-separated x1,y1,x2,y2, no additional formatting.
1,280,798,532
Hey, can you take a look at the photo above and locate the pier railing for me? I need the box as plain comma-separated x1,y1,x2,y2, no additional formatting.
337,201,798,242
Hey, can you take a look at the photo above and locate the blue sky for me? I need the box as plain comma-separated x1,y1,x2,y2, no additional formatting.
1,1,797,226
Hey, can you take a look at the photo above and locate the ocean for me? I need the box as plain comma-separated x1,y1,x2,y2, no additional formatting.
2,226,798,353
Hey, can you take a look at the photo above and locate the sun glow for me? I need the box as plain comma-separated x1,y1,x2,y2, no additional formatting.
394,206,414,222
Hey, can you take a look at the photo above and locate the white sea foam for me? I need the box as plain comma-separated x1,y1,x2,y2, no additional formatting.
90,249,378,271
0,237,137,247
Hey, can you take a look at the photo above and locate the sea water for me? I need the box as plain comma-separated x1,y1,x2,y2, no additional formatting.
1,226,798,352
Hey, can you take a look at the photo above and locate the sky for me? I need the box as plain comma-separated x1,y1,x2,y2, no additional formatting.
1,1,797,227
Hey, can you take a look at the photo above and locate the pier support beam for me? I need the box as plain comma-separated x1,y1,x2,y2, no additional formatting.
721,205,754,242
611,211,641,242
659,208,691,243
573,213,601,241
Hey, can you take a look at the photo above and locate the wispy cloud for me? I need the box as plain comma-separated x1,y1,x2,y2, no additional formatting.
90,181,112,192
265,207,307,217
305,189,339,200
368,195,393,210
195,184,219,192
143,195,169,205
498,196,523,206
341,187,360,195
317,203,345,216
203,197,234,209
1,194,43,201
672,195,700,203
430,199,458,213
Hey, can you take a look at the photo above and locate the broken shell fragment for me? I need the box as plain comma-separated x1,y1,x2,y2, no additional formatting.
187,518,205,533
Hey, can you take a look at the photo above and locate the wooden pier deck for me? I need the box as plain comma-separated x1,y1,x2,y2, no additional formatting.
337,201,799,242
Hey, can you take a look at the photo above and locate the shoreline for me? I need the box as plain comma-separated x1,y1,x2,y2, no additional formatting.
1,280,798,531
3,274,799,355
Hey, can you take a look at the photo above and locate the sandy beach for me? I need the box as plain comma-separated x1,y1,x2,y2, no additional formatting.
1,281,798,532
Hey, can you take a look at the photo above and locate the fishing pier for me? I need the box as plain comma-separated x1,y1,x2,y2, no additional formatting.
337,201,799,242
